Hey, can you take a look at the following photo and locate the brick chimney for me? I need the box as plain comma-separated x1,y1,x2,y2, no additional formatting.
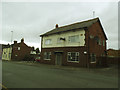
21,38,24,43
14,41,17,44
55,24,58,28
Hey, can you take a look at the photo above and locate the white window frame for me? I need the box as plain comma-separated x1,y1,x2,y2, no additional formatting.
68,35,79,43
45,39,52,45
18,47,20,50
44,52,51,60
67,52,79,63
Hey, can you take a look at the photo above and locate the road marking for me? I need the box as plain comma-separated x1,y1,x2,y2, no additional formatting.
0,83,8,90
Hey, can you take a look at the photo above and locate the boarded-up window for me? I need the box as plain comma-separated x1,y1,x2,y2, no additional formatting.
57,37,63,43
68,35,79,43
67,52,79,62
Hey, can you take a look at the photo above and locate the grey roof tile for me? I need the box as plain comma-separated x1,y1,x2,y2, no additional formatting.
40,17,99,36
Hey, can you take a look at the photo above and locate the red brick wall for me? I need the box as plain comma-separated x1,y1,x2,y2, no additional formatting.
84,21,107,67
40,46,88,67
88,21,106,56
11,42,32,61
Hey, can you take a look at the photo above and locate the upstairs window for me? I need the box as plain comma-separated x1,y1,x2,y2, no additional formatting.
94,36,101,45
44,52,51,60
45,39,52,45
57,37,63,43
68,35,79,43
18,47,20,50
103,40,105,46
98,40,101,45
67,52,79,62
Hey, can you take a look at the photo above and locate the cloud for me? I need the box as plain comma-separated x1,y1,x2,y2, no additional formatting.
2,2,118,50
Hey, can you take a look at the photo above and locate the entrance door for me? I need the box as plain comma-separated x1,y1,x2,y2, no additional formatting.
55,53,62,65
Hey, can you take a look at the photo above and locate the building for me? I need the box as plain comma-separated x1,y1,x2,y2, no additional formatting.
0,44,9,60
2,45,12,61
107,49,120,57
40,17,107,67
2,38,32,61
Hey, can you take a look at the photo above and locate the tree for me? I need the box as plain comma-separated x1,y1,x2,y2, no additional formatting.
36,48,40,54
31,46,35,51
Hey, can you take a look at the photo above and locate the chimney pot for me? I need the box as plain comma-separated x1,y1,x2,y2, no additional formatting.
55,24,58,28
21,38,24,42
14,41,17,44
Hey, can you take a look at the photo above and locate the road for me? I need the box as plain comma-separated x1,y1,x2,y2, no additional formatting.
2,61,118,88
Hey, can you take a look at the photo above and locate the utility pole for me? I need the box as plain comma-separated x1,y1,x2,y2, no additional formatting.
11,31,13,44
10,31,13,60
93,11,95,18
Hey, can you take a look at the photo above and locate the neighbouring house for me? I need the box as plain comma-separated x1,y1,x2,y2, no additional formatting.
107,49,120,57
2,44,12,60
0,44,1,59
0,44,9,60
2,38,32,61
106,49,120,64
40,17,107,67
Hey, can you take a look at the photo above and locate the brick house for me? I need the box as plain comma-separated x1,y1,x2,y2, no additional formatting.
2,38,32,61
107,49,120,57
40,17,107,67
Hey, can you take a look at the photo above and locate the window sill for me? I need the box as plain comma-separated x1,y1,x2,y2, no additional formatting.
44,59,51,60
90,62,96,63
68,42,80,43
45,44,52,45
67,61,79,63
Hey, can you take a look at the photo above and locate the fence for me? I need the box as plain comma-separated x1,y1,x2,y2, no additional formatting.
97,56,119,67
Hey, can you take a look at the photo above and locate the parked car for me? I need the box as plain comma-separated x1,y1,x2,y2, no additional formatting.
35,57,40,62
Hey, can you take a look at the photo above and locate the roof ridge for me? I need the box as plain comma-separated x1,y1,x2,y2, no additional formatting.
58,17,99,29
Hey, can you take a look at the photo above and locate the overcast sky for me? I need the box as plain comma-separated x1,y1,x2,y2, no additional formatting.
1,1,118,50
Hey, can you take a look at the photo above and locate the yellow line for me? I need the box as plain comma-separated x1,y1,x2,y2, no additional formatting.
0,83,8,90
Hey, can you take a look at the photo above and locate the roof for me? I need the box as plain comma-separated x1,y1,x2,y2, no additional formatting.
40,17,99,36
0,44,10,49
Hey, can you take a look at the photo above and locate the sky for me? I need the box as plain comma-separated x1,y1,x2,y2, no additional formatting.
1,1,118,50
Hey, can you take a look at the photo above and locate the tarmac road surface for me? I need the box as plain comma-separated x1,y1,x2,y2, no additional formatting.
2,61,118,88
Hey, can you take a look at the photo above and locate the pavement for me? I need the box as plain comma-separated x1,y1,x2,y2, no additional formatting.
1,60,118,88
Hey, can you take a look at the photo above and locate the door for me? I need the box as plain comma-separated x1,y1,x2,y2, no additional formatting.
55,53,62,65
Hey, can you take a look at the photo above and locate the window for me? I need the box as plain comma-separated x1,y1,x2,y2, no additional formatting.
57,38,62,43
9,53,11,59
67,52,79,62
68,35,79,43
103,40,105,46
90,53,96,63
44,52,51,60
45,39,52,45
5,52,7,58
94,36,101,45
98,39,101,45
18,47,20,50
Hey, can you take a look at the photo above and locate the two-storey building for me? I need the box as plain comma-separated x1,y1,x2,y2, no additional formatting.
40,17,107,67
